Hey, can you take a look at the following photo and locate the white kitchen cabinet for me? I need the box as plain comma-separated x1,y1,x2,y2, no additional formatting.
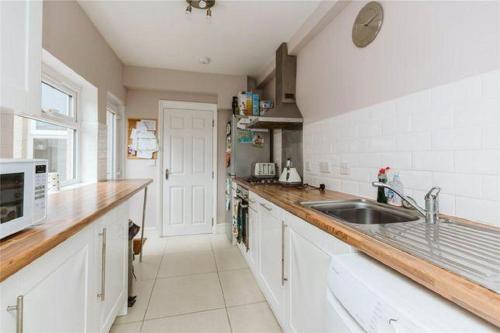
0,224,96,333
97,202,129,333
284,223,331,333
258,199,286,325
0,0,43,117
0,201,133,333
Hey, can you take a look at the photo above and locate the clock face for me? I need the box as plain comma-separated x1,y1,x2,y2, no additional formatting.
352,2,384,48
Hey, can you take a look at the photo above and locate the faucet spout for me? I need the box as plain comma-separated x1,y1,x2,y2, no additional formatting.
371,181,431,221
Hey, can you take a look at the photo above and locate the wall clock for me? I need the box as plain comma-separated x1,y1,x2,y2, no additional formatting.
352,2,384,48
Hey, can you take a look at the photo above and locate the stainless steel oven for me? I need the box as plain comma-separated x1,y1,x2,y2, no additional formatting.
234,185,249,250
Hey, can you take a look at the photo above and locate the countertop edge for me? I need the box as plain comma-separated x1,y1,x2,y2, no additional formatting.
234,178,500,327
0,179,153,283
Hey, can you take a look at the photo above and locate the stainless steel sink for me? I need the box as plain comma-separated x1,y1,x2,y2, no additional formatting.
300,199,420,225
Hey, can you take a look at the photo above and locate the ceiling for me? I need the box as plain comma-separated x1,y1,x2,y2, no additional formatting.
78,1,320,76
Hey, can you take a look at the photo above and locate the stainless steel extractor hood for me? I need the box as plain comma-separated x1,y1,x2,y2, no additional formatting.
247,43,303,129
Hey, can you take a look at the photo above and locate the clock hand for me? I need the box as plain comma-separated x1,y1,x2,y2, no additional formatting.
363,13,378,26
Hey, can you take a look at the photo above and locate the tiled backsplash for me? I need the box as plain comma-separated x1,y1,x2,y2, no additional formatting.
303,70,500,226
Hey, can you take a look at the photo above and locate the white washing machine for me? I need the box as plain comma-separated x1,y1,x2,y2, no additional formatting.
326,253,498,333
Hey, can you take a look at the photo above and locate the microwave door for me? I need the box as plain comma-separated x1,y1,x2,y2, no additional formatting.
0,162,35,238
0,172,25,223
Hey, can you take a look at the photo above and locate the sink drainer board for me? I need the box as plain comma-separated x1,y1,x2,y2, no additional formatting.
362,220,500,293
301,199,500,293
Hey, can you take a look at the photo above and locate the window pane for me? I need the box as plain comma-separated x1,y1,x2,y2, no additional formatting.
13,116,76,184
41,82,72,117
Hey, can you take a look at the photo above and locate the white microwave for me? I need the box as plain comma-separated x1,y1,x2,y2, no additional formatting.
0,159,48,239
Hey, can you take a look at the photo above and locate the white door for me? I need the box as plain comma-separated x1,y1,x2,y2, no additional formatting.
163,106,215,236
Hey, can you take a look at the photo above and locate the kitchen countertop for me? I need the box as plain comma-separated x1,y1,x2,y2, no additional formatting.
0,179,152,283
234,178,500,327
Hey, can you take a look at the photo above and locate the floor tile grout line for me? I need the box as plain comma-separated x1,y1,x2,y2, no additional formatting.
141,306,228,324
211,238,234,333
138,242,167,333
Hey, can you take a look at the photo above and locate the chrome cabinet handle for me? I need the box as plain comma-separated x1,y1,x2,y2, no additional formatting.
281,221,288,286
165,168,169,180
6,295,23,333
98,228,107,301
260,203,272,211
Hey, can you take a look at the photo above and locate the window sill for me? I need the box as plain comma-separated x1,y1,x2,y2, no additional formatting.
48,181,95,195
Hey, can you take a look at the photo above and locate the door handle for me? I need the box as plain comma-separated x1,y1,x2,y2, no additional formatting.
281,221,288,286
165,168,169,180
98,228,107,301
6,295,23,333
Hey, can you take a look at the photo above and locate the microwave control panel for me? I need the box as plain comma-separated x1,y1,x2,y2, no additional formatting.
33,163,48,224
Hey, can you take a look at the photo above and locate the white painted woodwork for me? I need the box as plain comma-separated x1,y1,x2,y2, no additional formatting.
0,225,96,333
284,226,330,333
0,198,137,333
163,108,214,236
248,204,260,272
258,200,285,325
244,194,355,333
0,0,42,117
98,202,129,333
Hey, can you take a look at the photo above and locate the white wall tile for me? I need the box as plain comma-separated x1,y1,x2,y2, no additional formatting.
303,70,500,226
412,151,454,172
481,175,500,201
481,70,500,100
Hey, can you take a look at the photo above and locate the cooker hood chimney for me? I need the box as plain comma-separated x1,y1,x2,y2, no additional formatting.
247,43,303,129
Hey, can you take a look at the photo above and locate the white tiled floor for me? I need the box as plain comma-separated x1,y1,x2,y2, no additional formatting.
111,234,282,333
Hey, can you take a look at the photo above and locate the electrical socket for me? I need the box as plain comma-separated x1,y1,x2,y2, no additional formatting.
319,161,330,173
340,162,350,175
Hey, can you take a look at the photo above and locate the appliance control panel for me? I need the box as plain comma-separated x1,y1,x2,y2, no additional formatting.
33,162,48,224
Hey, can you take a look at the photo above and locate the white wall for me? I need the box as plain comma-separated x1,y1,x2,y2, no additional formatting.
298,1,500,226
297,1,500,123
43,0,126,180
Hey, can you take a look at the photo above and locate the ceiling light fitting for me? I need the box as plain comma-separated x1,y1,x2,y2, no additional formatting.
185,0,215,17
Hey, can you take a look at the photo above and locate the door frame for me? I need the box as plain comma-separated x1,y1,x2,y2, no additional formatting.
158,100,218,236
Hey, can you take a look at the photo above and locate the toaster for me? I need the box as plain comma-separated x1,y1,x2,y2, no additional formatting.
252,162,277,179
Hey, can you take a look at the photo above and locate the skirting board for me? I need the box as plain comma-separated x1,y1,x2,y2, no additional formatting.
215,222,230,234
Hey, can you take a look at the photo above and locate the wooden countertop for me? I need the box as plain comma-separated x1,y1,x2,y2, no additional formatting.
234,178,500,327
0,179,152,283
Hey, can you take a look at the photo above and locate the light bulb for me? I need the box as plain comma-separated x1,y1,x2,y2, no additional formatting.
185,4,192,14
206,7,212,17
199,0,207,9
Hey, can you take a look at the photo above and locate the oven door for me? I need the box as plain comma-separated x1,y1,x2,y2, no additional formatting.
0,162,34,239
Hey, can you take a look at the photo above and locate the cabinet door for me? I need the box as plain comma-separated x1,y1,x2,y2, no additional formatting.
285,223,331,333
0,226,95,333
98,203,129,333
247,205,260,272
0,0,42,116
258,201,285,324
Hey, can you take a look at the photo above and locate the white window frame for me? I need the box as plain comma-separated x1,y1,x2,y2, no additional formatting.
40,65,81,127
106,93,125,180
24,66,83,186
106,107,117,180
